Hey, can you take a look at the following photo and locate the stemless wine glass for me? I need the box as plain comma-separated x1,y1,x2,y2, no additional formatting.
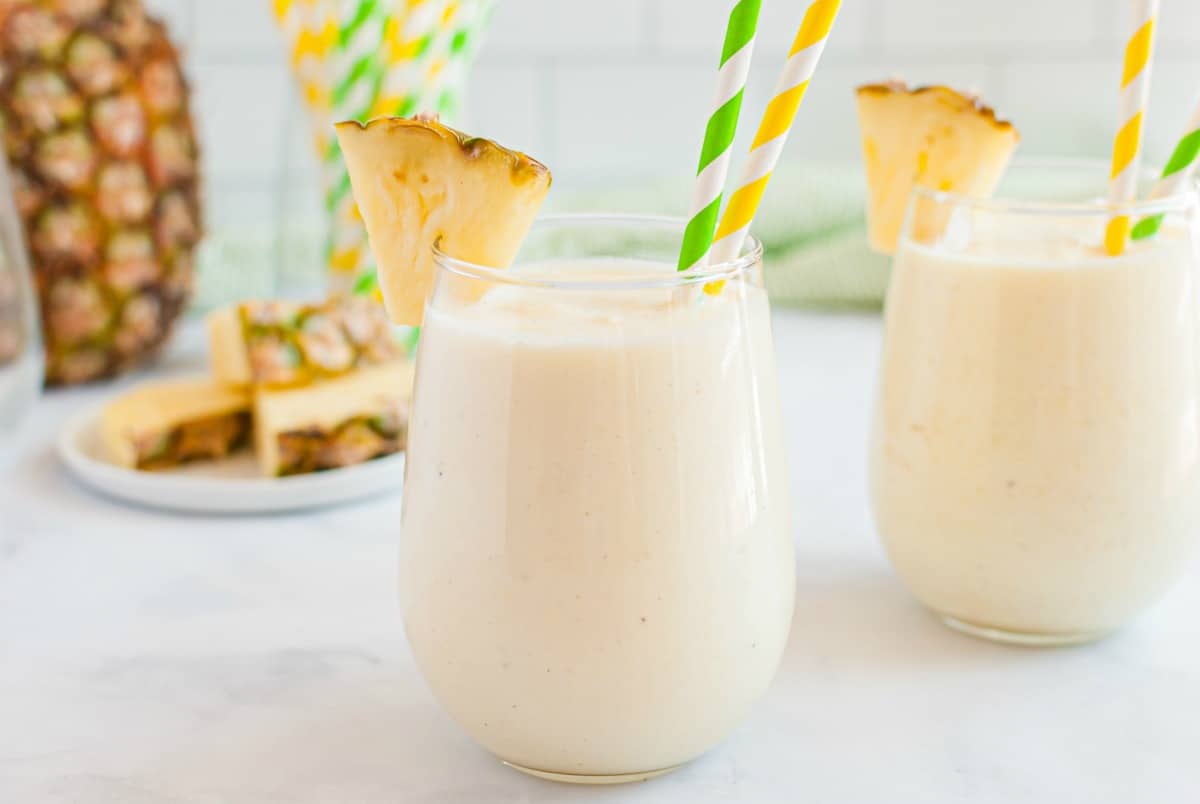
870,159,1200,646
399,215,794,783
0,153,43,461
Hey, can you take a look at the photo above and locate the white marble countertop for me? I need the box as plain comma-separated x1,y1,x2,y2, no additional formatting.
2,310,1198,803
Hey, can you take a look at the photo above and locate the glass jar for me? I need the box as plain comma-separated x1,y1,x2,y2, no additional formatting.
870,160,1200,645
399,215,794,782
0,154,42,462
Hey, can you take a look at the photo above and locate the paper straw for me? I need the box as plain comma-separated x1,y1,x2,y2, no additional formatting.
374,0,442,119
415,0,497,119
272,0,494,294
1104,0,1159,256
708,0,840,269
277,0,340,191
324,0,494,293
1131,96,1200,240
677,0,762,271
324,0,396,287
330,0,391,125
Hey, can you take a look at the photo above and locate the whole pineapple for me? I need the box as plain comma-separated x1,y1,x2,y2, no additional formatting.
0,0,202,384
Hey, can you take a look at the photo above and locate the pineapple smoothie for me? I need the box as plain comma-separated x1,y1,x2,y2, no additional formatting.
399,256,794,778
871,220,1200,639
338,119,795,779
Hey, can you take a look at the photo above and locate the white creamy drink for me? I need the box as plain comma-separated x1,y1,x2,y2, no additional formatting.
872,220,1200,640
400,258,794,778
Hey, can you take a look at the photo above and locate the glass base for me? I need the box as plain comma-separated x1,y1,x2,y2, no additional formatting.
940,614,1113,647
502,760,683,785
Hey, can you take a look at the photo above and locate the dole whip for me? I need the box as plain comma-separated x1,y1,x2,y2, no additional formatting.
339,120,793,779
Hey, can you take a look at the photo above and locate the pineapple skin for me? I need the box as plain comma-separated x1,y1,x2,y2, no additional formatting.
336,117,551,327
0,0,204,385
206,296,402,388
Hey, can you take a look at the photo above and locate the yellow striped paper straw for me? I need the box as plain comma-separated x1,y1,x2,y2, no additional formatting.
272,0,493,294
277,0,337,154
325,0,495,292
324,0,398,287
708,0,840,270
1104,0,1159,256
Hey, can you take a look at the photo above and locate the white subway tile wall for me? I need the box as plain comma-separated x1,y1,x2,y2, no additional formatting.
143,0,1200,261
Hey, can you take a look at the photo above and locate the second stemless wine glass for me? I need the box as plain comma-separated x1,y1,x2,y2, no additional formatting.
399,215,794,783
871,159,1200,646
0,151,42,463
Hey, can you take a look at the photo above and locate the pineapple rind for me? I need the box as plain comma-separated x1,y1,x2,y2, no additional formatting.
206,296,402,388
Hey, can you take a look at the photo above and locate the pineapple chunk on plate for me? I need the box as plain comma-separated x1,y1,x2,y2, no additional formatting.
58,373,410,514
101,377,251,470
856,81,1019,255
255,361,414,477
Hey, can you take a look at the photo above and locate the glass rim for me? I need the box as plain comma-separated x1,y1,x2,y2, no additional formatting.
431,213,764,291
909,156,1200,217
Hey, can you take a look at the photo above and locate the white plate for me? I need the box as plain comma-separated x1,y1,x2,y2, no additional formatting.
57,403,405,514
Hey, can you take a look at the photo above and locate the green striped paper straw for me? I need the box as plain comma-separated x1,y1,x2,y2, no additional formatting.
1132,98,1200,240
324,0,393,293
677,0,762,271
423,0,497,119
323,0,495,295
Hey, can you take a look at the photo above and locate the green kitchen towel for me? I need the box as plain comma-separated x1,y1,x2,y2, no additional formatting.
552,159,888,310
194,160,887,312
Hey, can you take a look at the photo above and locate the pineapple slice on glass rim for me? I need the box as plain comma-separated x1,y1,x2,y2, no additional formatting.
856,81,1019,255
335,116,552,327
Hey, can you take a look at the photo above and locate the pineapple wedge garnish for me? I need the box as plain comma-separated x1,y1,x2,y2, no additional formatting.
335,118,552,326
856,82,1019,254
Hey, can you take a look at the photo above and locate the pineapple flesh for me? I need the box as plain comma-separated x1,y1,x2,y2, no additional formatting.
253,360,414,477
856,82,1018,255
102,378,251,470
0,0,203,384
335,117,551,326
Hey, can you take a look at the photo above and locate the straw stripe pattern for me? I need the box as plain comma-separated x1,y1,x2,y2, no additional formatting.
1104,0,1158,256
273,0,494,295
1132,99,1200,240
710,0,840,266
677,0,762,271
